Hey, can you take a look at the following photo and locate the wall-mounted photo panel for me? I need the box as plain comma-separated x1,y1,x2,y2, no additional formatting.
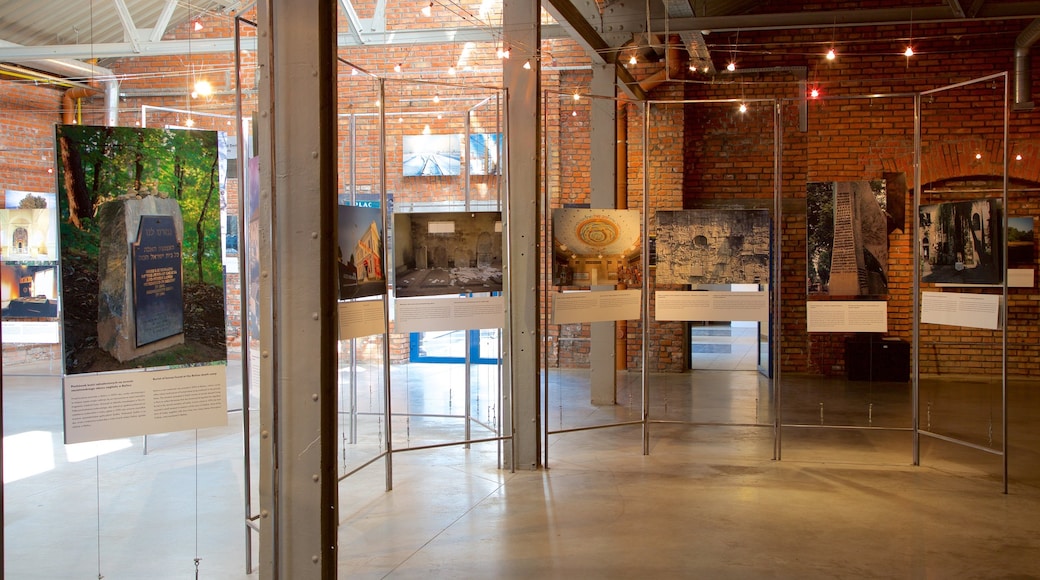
552,208,641,287
468,133,501,175
2,190,59,263
1,262,58,319
655,209,770,286
338,205,387,300
807,180,889,296
393,211,503,297
403,134,462,176
919,198,1003,285
1008,216,1035,287
55,124,227,375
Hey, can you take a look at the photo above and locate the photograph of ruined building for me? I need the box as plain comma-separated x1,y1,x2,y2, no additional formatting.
919,198,1003,285
654,209,770,286
807,180,889,296
393,211,502,297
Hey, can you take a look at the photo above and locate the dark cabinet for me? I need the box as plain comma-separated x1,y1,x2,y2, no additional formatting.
845,337,910,382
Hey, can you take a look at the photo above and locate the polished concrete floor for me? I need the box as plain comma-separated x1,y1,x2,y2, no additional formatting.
4,358,1040,578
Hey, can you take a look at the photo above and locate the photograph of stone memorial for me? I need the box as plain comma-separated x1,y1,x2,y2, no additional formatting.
654,209,770,286
919,198,1003,285
338,205,386,300
806,180,889,296
55,124,227,375
393,211,502,297
551,208,641,287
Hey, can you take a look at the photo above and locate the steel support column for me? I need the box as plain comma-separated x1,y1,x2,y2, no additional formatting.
590,63,619,405
503,0,541,470
257,0,339,577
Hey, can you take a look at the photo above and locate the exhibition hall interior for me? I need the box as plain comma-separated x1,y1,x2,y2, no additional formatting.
3,0,1040,577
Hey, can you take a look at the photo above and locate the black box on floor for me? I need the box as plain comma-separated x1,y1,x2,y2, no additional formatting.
845,337,910,382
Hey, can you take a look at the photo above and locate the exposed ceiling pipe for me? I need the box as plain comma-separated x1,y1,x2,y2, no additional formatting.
0,39,120,126
1014,18,1040,110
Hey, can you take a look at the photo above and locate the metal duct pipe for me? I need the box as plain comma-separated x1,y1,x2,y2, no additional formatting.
1014,18,1040,110
104,78,120,126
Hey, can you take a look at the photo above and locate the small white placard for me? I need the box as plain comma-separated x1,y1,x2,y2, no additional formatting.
807,301,888,333
338,298,387,340
1008,268,1034,288
552,289,641,325
1,321,60,344
921,291,1002,330
63,364,228,445
394,295,504,334
654,290,768,322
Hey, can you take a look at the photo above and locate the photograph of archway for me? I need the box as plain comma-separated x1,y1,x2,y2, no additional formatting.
919,198,1003,285
338,205,386,300
807,180,889,296
1,263,58,319
654,209,770,286
393,211,502,297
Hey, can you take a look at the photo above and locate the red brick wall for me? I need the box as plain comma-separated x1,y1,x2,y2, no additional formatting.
5,6,1040,378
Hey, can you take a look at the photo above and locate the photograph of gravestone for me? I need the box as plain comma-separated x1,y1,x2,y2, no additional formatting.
55,124,227,375
1,263,58,319
1007,216,1034,268
338,205,386,300
551,209,642,287
807,180,889,296
402,134,462,177
394,211,502,297
654,209,770,286
468,133,501,176
919,198,1003,285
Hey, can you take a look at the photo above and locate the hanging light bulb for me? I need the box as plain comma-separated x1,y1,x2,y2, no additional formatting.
727,62,736,72
394,63,402,73
738,103,748,113
421,2,433,17
448,65,456,76
904,46,914,57
572,92,581,101
422,124,431,135
689,63,697,72
523,60,532,70
351,67,359,76
826,48,836,60
185,117,195,127
629,54,637,66
432,94,440,103
192,18,204,32
810,88,820,98
193,79,213,98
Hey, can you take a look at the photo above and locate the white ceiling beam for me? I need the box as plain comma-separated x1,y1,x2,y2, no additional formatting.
149,0,180,43
111,0,143,53
338,0,364,44
0,25,573,62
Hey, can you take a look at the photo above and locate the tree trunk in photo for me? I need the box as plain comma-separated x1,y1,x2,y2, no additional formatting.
58,134,91,229
195,154,219,284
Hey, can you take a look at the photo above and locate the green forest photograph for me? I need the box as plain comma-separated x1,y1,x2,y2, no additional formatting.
56,124,226,375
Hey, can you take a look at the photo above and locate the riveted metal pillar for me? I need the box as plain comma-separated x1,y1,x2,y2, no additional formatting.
257,0,338,577
503,0,541,469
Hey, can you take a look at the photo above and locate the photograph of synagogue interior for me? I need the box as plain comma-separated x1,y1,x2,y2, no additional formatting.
3,0,1040,577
